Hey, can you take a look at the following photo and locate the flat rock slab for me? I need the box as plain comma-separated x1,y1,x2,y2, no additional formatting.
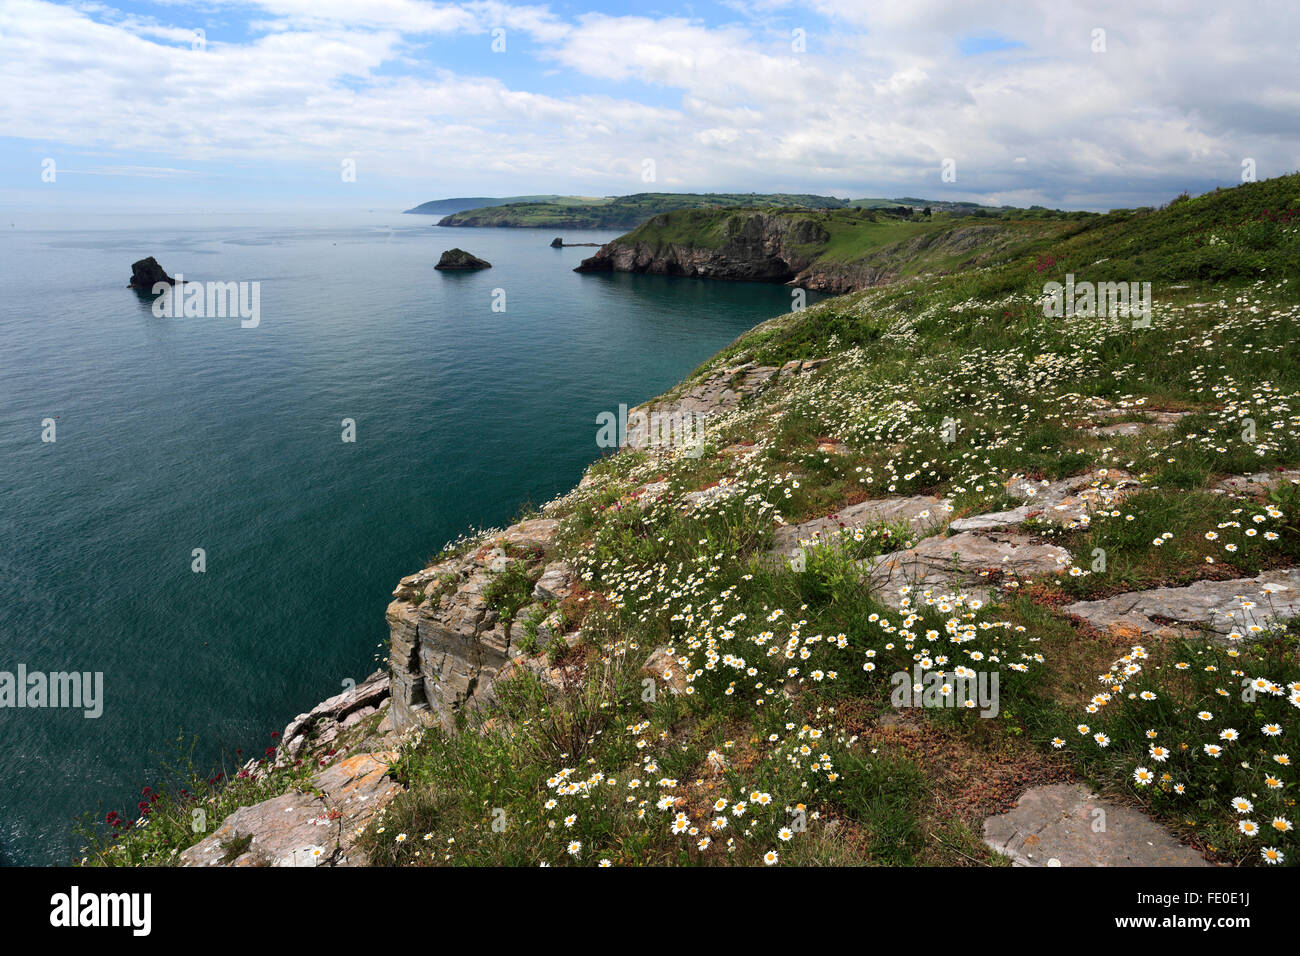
1213,470,1300,496
1088,422,1147,437
532,559,575,601
179,752,399,867
494,518,558,551
772,494,950,556
1065,567,1300,639
983,783,1209,867
949,506,1032,532
864,530,1070,609
973,469,1142,531
1086,411,1188,437
681,482,744,508
631,358,828,425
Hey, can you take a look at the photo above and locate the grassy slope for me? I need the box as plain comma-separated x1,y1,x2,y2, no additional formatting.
356,174,1299,867
608,206,1091,283
86,175,1300,868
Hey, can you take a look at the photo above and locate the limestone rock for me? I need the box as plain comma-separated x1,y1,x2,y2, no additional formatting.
495,518,558,551
179,752,399,867
1213,470,1300,496
623,356,828,452
864,530,1071,609
278,670,390,764
983,783,1209,867
641,647,688,696
1085,411,1188,437
772,494,949,557
949,506,1033,532
386,515,564,733
1064,567,1300,639
574,211,829,283
533,560,574,602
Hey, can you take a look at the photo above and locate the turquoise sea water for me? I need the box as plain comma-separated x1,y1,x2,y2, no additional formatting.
0,211,820,865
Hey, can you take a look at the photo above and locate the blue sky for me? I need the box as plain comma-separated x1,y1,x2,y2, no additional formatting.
2,0,1297,213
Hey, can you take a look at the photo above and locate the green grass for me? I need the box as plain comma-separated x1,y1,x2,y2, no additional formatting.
88,173,1300,868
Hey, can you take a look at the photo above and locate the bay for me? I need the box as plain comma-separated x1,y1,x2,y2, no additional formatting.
0,211,820,865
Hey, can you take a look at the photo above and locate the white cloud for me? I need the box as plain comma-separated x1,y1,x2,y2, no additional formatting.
1,0,1297,207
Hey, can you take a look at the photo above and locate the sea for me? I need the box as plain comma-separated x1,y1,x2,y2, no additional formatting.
0,209,820,865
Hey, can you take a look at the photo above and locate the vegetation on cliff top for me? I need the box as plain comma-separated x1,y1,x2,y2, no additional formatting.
433,192,1031,230
353,173,1300,867
601,205,1093,286
86,174,1300,867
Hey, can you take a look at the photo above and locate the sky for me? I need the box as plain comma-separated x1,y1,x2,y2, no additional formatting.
1,0,1298,213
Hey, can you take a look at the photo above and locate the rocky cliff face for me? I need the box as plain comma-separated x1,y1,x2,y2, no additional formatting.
383,357,834,734
575,211,828,283
576,215,1021,294
387,518,578,732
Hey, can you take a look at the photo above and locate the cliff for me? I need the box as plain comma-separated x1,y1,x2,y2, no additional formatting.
575,208,1080,293
84,173,1300,869
574,211,829,283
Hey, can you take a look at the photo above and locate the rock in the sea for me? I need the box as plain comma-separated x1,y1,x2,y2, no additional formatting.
128,256,174,289
435,248,491,270
550,237,564,248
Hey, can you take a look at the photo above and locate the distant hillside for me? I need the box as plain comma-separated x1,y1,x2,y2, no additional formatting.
403,195,577,216
575,204,1096,292
423,192,1057,230
434,192,853,229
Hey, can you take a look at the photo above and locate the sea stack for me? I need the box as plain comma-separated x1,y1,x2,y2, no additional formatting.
435,248,492,270
550,237,563,248
129,257,175,289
